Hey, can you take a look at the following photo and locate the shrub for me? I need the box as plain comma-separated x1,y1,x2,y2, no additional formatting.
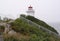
26,16,58,34
0,26,5,32
4,36,19,41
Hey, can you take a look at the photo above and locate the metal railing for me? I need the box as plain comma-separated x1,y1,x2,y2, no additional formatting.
20,16,60,38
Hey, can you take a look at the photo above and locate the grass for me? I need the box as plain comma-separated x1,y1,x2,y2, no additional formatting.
3,14,60,41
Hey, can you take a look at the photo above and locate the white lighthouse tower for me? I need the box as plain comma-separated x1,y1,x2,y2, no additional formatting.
26,5,35,16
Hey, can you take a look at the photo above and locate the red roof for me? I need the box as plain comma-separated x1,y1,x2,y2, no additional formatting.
28,5,32,8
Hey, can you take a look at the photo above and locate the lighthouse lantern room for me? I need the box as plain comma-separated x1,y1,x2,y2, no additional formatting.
26,5,35,16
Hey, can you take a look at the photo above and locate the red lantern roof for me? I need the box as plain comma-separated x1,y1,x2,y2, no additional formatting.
28,5,33,8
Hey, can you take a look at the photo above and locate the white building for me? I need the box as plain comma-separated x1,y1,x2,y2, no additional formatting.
26,5,35,16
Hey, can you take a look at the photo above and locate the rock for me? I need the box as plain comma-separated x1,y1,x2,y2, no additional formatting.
4,27,10,33
8,30,17,36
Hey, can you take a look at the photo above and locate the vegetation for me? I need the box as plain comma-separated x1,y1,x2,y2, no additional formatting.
0,26,5,31
3,14,60,41
26,15,58,34
0,26,5,35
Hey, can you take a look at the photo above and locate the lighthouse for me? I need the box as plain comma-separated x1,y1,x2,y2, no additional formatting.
26,6,35,16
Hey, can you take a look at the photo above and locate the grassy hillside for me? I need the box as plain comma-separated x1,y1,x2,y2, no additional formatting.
3,14,60,41
26,15,58,34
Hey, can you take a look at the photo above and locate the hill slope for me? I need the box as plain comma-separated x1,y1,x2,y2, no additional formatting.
3,15,60,41
26,15,58,34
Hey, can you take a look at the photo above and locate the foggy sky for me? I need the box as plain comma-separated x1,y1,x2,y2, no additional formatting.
0,0,60,23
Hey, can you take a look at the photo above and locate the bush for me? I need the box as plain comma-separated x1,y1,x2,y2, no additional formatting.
26,16,58,34
0,26,5,32
4,36,19,41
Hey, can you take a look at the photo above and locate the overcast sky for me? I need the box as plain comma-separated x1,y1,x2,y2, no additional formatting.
0,0,60,23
